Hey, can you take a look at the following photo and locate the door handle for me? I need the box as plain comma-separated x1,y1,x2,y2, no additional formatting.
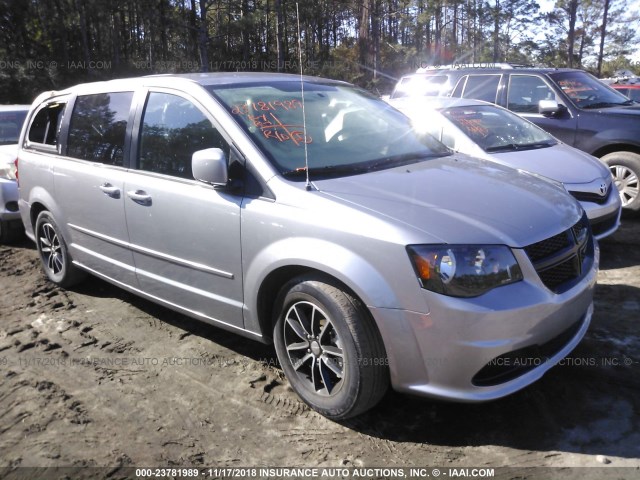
99,183,120,198
127,190,152,206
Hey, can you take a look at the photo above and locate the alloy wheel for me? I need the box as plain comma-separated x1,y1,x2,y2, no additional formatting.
283,301,345,396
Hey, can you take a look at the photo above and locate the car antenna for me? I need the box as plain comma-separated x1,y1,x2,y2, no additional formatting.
296,2,312,191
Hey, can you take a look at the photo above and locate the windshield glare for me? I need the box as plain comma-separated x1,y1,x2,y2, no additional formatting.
208,81,450,177
441,105,556,152
393,75,449,98
550,71,632,109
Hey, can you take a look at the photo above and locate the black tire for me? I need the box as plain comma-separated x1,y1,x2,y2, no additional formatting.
273,274,389,420
602,151,640,212
35,211,85,287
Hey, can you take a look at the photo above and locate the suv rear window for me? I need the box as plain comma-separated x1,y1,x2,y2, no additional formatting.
459,75,501,103
67,92,133,166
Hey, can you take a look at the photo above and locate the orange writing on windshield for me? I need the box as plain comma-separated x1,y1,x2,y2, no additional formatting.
231,99,303,116
248,112,312,146
457,118,489,138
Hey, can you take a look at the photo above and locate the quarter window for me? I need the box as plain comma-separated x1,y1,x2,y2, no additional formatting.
67,92,133,166
27,103,65,148
138,92,229,179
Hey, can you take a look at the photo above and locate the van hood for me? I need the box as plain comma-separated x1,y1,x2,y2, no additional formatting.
482,143,611,186
313,155,583,247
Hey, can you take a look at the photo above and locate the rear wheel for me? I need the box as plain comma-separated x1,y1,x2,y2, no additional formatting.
603,152,640,211
273,274,388,420
35,211,85,287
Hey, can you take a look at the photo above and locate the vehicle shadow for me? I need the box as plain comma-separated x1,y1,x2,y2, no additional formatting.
598,212,639,270
72,274,278,362
341,282,640,460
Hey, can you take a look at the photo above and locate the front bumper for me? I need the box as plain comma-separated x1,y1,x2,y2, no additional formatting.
371,243,599,402
574,187,622,240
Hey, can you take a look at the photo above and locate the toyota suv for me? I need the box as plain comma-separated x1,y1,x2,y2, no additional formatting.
17,73,597,419
391,65,640,212
0,105,30,242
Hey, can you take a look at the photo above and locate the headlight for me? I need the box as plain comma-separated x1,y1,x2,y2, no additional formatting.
0,163,17,180
407,245,523,297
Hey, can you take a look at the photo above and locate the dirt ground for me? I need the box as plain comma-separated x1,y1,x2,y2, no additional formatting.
0,213,639,479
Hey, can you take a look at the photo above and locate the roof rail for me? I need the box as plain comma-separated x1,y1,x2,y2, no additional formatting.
416,62,533,73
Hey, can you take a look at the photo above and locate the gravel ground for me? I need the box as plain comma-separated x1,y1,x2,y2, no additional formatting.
0,214,639,480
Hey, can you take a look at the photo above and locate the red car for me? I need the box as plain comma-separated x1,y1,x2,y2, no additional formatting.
611,83,640,102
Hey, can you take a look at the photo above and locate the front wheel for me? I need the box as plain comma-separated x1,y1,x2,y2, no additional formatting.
35,211,85,287
273,274,389,420
602,151,640,211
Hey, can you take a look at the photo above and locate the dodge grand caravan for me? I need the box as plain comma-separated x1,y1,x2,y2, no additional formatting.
17,73,598,419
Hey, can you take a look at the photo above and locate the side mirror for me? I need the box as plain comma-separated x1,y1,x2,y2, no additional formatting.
538,99,561,116
192,148,228,186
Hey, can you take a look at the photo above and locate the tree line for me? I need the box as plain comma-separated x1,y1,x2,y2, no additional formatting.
0,0,638,103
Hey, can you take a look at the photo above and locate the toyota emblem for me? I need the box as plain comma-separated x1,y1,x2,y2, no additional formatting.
599,182,608,196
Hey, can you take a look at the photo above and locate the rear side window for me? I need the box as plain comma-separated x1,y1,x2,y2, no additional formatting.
138,92,229,179
27,103,65,148
67,92,133,166
461,75,501,103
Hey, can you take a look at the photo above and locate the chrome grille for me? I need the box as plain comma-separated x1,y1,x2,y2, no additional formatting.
569,187,611,205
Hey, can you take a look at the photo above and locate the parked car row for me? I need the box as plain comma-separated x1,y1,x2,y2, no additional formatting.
12,72,599,419
388,96,621,240
390,64,640,212
601,69,640,102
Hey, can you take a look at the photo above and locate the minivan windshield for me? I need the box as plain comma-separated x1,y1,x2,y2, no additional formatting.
208,81,450,178
550,71,634,109
440,104,557,153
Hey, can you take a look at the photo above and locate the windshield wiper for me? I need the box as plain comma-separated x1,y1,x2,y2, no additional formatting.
282,152,447,179
282,164,363,178
582,101,632,109
363,151,448,171
485,141,554,153
485,143,518,152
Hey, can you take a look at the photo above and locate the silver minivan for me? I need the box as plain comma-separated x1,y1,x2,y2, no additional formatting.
17,73,598,419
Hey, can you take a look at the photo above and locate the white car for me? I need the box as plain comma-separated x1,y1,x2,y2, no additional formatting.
390,97,622,240
0,105,30,242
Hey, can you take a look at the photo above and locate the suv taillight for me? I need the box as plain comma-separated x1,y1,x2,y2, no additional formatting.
14,158,18,185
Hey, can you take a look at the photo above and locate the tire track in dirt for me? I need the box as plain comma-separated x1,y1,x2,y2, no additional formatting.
2,220,640,473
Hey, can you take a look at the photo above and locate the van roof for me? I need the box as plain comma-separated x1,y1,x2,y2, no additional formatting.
41,72,348,98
